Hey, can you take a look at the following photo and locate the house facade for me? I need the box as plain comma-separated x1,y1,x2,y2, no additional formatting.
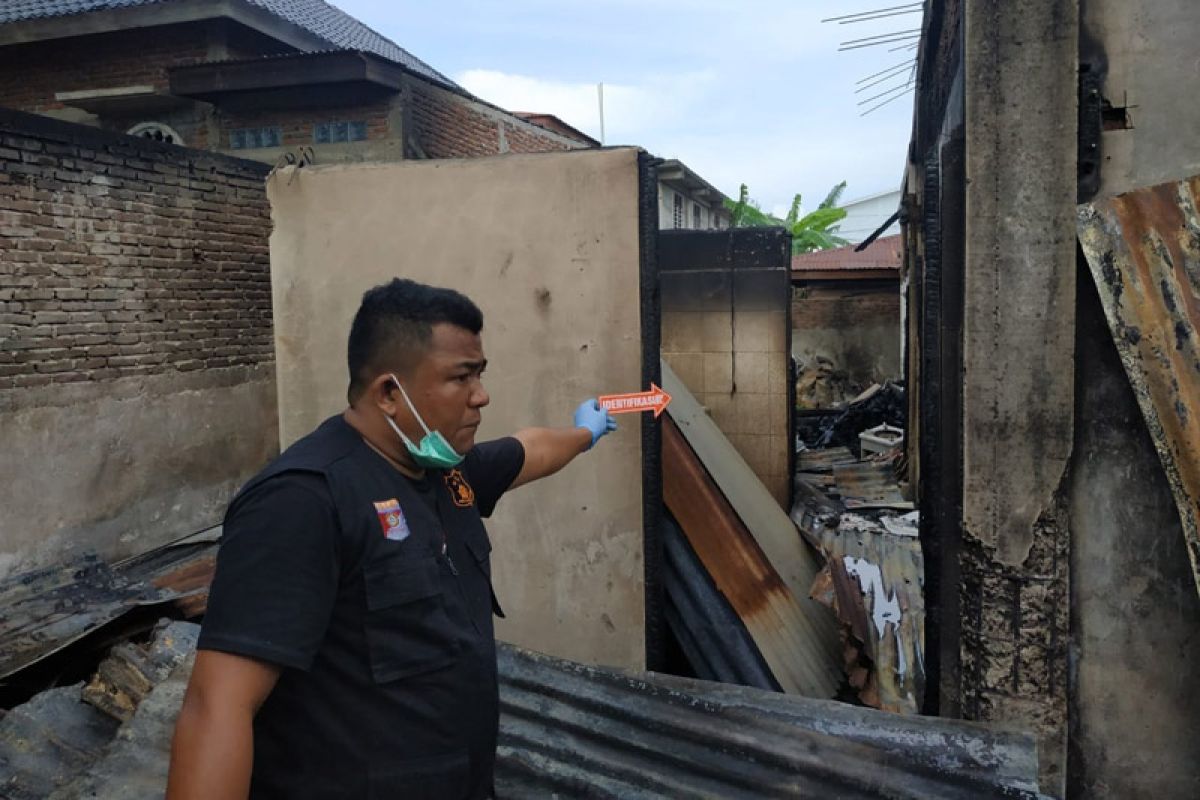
0,0,585,165
656,159,731,231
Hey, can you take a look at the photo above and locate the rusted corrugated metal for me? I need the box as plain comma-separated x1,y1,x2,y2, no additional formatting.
793,483,925,714
1078,175,1200,596
663,416,838,697
798,446,858,472
662,361,842,698
832,459,915,511
0,537,216,681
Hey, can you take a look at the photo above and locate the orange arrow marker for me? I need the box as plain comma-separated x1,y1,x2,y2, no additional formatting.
598,383,672,419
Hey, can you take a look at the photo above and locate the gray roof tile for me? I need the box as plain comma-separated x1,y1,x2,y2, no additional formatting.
0,0,459,89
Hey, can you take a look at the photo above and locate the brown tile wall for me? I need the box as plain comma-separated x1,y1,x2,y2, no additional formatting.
659,230,793,507
663,308,791,507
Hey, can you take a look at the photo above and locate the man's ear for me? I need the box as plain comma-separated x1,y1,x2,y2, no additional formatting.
372,373,400,414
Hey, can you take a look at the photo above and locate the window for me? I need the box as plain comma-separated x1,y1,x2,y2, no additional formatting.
314,121,368,144
693,203,702,229
673,193,684,229
126,122,184,146
229,126,282,150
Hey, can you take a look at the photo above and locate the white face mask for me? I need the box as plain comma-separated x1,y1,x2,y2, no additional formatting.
383,374,464,469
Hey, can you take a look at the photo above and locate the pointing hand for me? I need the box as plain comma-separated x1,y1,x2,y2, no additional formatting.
574,399,617,450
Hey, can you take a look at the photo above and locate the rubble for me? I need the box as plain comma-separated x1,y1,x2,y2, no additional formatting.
792,451,924,713
796,381,906,454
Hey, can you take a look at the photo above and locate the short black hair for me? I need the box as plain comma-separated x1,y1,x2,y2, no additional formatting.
346,278,483,403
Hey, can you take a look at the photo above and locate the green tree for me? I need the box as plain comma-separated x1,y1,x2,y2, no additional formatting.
725,181,850,254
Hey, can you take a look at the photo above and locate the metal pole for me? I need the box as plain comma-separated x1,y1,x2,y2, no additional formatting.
598,82,606,146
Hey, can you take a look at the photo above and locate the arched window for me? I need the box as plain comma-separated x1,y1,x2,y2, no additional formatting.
126,122,184,146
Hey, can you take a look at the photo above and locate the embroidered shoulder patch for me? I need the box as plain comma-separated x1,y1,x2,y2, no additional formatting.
373,498,410,541
443,469,475,508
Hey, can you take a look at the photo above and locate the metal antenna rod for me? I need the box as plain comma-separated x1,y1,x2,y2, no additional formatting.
840,28,921,46
822,2,921,23
861,87,914,116
856,58,918,84
888,41,922,52
840,35,920,51
838,8,924,24
855,61,916,91
858,80,914,106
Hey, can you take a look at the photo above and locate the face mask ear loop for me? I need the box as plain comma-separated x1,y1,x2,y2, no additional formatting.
383,413,419,449
389,373,433,436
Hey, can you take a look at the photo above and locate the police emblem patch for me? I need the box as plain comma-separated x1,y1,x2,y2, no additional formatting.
373,498,410,541
443,469,475,508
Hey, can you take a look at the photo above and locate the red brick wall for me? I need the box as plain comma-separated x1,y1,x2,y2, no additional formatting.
0,109,272,390
411,82,580,158
792,283,901,330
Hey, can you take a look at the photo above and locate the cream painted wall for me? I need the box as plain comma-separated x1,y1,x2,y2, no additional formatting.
266,148,647,669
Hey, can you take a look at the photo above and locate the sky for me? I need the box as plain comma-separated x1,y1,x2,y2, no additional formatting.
331,1,920,217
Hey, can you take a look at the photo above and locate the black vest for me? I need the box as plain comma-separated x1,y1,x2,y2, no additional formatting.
235,415,504,800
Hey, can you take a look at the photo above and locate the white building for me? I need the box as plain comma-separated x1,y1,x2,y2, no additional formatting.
657,159,731,231
837,188,902,244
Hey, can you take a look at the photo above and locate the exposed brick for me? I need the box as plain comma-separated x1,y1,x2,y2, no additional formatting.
0,112,272,384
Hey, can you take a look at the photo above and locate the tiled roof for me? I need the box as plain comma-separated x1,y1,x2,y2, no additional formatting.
792,233,903,272
0,0,459,89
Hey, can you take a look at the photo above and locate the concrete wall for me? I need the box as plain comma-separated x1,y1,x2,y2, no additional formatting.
959,1,1080,792
658,229,792,509
266,148,646,669
1084,0,1200,199
1068,267,1200,798
0,109,278,579
1065,2,1200,796
0,368,276,577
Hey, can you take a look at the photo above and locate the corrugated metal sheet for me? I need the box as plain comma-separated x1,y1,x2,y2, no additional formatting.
4,623,1041,799
1078,175,1200,596
792,234,903,272
661,360,842,697
833,460,915,510
0,535,216,680
663,415,839,697
662,514,780,691
798,446,858,472
496,644,1043,799
793,477,925,714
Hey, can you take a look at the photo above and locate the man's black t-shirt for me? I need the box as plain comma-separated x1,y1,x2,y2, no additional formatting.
198,415,524,800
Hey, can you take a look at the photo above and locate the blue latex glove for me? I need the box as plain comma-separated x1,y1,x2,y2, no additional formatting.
574,399,618,450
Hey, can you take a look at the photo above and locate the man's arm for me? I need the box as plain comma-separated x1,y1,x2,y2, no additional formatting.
509,399,616,490
167,650,281,800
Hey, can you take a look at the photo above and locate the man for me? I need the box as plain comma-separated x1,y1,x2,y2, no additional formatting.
167,278,616,799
